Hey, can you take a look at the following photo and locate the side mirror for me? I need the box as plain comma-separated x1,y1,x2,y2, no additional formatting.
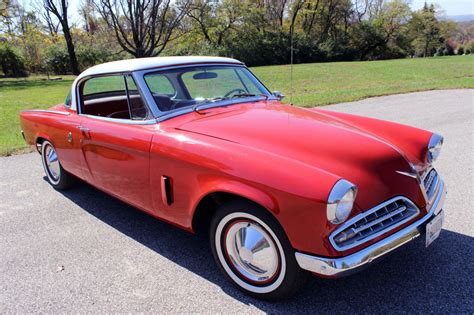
272,91,285,101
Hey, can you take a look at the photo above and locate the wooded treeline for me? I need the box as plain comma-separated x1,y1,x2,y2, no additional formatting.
0,0,472,76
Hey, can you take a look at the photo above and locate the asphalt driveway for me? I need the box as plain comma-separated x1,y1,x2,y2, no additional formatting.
1,89,473,313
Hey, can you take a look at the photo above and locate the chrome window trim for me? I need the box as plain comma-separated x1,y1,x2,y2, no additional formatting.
329,196,420,251
75,71,154,119
21,109,71,116
78,114,157,125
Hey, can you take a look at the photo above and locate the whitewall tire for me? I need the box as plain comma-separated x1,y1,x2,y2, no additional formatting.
210,200,307,300
40,140,74,190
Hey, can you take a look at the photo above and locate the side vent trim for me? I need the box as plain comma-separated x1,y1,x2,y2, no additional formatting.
161,175,173,206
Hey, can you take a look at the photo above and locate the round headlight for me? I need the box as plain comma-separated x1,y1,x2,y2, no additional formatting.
327,179,357,224
427,133,443,164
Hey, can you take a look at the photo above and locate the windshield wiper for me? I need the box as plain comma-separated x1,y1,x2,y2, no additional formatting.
192,94,268,114
192,97,229,114
232,93,269,100
232,93,256,98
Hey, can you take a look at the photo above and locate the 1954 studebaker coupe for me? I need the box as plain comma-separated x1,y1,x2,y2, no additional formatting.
20,56,446,299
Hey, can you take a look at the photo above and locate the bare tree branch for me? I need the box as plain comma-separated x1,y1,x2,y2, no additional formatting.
43,0,80,74
94,0,191,58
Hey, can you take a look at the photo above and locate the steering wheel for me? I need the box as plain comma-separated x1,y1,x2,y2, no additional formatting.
224,88,246,98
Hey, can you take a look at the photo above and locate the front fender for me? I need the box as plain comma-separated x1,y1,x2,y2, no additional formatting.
192,178,279,215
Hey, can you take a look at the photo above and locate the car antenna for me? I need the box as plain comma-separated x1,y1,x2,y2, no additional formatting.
289,21,294,106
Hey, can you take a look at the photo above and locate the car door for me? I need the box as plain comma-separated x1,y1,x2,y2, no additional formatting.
38,95,86,180
77,74,157,212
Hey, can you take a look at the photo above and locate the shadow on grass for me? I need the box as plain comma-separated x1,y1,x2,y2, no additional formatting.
56,179,474,313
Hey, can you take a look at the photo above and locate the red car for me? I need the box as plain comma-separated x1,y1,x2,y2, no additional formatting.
20,57,446,299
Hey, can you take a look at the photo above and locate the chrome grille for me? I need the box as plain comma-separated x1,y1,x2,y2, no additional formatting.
330,197,420,251
423,168,439,201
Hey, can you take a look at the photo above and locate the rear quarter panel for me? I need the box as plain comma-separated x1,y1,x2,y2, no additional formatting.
20,109,83,178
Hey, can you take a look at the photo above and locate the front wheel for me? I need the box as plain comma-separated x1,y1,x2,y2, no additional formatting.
41,140,75,190
209,200,307,300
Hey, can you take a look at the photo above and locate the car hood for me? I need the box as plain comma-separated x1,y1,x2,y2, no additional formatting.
176,102,426,210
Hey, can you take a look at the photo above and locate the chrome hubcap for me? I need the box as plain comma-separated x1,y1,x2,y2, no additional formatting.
44,145,60,181
224,221,280,283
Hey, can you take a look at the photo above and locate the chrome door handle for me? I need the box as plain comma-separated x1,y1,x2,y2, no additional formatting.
77,126,91,139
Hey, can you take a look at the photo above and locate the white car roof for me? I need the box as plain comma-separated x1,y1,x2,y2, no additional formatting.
77,56,243,80
70,56,244,111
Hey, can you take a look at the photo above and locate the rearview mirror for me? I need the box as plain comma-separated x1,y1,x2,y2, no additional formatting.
272,91,285,101
193,72,218,80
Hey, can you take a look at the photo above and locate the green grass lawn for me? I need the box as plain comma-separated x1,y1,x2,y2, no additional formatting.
1,55,473,156
252,55,474,106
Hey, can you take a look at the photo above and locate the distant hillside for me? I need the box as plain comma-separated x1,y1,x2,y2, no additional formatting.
448,15,474,22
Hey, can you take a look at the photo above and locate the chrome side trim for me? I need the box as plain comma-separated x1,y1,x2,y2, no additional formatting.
396,170,418,179
329,196,420,251
295,180,445,277
21,109,70,116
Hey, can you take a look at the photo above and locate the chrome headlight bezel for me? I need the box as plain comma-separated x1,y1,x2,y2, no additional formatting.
327,179,357,224
427,133,443,164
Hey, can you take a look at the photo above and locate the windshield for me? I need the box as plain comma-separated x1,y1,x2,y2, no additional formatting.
143,65,271,113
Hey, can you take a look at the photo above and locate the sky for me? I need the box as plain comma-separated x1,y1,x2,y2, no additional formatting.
24,0,474,25
410,0,474,16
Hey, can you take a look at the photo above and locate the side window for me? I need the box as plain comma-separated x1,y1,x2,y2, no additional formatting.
80,75,149,120
83,75,126,100
64,91,71,108
144,74,176,96
125,75,149,120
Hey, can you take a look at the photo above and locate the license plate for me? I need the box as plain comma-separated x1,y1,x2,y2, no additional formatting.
426,210,444,247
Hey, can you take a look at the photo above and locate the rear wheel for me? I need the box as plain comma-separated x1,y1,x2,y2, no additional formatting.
209,200,307,300
41,140,75,190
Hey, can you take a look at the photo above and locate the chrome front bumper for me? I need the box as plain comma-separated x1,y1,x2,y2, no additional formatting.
295,180,446,277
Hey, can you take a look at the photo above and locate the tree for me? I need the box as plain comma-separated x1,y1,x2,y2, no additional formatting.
186,0,247,47
1,0,21,36
43,0,80,74
0,41,27,76
409,3,443,57
354,0,411,60
94,0,191,58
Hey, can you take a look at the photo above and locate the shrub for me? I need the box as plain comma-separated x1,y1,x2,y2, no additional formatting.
0,42,28,77
77,46,110,70
44,45,70,74
465,40,474,53
444,43,454,56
